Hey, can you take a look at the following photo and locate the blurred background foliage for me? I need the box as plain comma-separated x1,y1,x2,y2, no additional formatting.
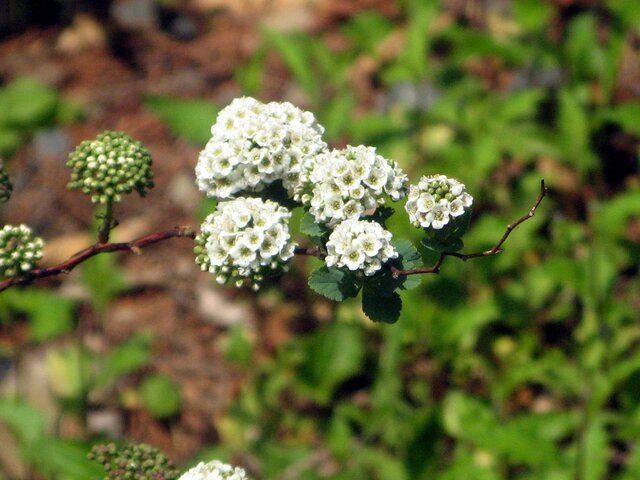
1,0,640,478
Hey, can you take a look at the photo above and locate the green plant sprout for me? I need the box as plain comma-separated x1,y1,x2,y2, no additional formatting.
0,96,546,325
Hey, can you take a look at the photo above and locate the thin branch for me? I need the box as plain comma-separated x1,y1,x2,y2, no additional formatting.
390,179,548,278
0,181,547,292
0,226,196,292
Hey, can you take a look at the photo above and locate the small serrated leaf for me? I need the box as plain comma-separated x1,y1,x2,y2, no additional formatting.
421,236,464,253
392,239,423,290
300,211,327,238
362,287,401,323
308,266,361,301
368,206,395,224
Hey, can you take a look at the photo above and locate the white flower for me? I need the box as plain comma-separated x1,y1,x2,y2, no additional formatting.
194,197,296,289
404,175,473,230
196,97,327,199
295,145,408,226
325,219,398,275
179,460,249,480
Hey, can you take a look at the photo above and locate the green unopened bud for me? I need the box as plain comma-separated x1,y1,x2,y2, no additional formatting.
0,159,12,203
0,224,44,277
88,443,179,480
67,131,154,204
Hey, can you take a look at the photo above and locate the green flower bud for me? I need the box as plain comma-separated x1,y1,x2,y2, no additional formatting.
67,131,154,204
0,159,12,204
0,224,44,277
88,443,179,480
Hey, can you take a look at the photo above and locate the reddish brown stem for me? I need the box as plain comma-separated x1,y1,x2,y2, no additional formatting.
0,226,196,292
390,179,548,278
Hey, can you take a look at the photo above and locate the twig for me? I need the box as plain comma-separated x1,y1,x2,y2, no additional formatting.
0,226,196,292
390,180,548,278
0,181,547,292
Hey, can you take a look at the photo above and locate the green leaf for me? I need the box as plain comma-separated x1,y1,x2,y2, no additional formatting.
299,211,327,239
513,0,553,31
28,438,104,480
145,95,219,145
421,236,464,253
421,209,472,253
301,322,366,402
362,287,401,323
81,253,128,313
581,415,609,480
367,206,395,224
0,397,46,446
1,289,75,342
599,102,640,136
97,332,153,387
364,240,423,297
0,77,58,128
45,345,93,400
263,29,319,99
392,239,422,291
308,266,361,301
0,126,23,157
319,93,356,141
140,374,182,419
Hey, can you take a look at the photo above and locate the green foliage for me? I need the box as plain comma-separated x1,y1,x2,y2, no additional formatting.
0,288,76,342
308,265,360,301
96,332,153,387
200,1,640,478
145,95,219,145
299,322,366,404
0,77,81,157
81,252,128,313
140,374,182,419
0,397,104,479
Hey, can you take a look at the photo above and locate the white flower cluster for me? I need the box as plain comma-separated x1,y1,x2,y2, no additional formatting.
295,145,407,226
325,219,398,275
195,197,296,289
196,97,326,199
0,224,44,277
404,175,473,229
179,460,249,480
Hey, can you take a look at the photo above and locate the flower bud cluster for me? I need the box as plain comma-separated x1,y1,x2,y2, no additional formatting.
404,175,473,229
179,460,249,480
196,97,326,199
195,197,296,289
295,145,407,226
0,160,12,203
67,131,154,204
89,443,178,480
0,224,44,277
325,219,398,275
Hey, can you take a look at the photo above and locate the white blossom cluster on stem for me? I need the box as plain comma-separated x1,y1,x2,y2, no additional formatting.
404,174,473,229
295,145,407,226
178,460,249,480
0,224,44,277
195,97,326,199
194,197,296,289
325,218,398,275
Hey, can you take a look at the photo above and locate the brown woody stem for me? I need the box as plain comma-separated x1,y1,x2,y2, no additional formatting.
389,179,548,278
0,226,196,292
